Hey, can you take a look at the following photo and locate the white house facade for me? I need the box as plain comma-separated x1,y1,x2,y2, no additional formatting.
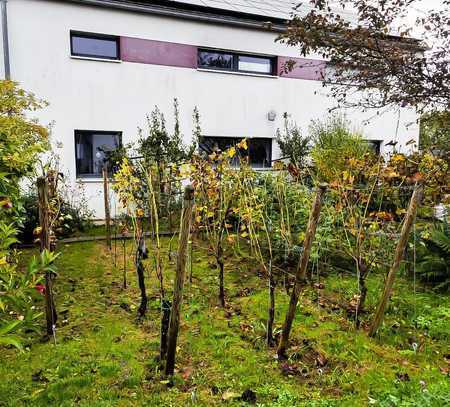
0,0,419,217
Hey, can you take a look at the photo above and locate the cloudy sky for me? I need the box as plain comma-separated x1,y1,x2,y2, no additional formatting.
406,0,443,27
334,0,447,42
402,0,446,46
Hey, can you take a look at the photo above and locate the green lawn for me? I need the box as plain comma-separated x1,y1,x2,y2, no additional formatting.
1,238,449,406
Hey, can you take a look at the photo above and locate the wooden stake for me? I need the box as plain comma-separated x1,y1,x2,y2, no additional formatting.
102,166,112,250
165,185,195,376
277,184,327,359
37,177,50,252
37,176,57,338
368,183,423,337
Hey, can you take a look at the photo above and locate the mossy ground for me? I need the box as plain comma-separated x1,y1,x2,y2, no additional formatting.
1,237,449,406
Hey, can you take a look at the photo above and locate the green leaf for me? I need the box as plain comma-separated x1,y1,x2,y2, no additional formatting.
0,335,24,350
0,320,22,335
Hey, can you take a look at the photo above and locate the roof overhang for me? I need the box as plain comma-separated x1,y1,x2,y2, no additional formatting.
60,0,288,32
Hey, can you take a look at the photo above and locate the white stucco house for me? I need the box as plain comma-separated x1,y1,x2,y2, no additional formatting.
0,0,419,217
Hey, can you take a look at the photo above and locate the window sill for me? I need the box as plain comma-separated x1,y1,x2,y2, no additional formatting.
70,55,122,63
197,68,278,79
76,177,103,183
77,177,117,183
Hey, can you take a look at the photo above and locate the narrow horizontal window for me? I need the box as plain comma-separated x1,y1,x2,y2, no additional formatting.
71,31,120,60
198,51,233,70
198,49,275,76
75,130,122,177
238,55,272,74
199,136,272,168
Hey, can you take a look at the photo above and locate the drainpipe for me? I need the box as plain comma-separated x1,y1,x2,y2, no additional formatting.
1,0,10,79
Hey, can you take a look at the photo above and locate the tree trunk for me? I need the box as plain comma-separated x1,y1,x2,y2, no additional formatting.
37,176,57,338
277,184,327,359
135,236,148,318
368,184,423,337
160,298,171,360
267,260,275,346
122,238,127,289
218,246,225,308
102,166,112,250
165,185,195,376
355,258,368,328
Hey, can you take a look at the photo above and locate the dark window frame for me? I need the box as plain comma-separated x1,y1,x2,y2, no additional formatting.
199,136,273,168
365,139,382,155
70,30,120,60
198,48,276,76
74,130,122,178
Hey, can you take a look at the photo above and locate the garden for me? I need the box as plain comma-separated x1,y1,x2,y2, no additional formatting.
1,78,449,406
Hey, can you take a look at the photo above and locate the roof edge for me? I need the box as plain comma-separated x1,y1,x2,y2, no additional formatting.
60,0,288,32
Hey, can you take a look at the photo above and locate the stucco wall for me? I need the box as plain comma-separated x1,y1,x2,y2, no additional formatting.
4,0,419,217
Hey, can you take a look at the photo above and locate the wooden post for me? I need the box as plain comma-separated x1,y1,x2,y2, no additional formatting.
165,185,195,376
368,184,423,337
102,165,112,250
37,176,57,338
37,177,50,252
277,184,327,359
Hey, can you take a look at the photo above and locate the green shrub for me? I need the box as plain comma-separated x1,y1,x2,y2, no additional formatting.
18,191,93,244
310,115,370,182
416,224,450,292
276,112,312,168
0,81,51,350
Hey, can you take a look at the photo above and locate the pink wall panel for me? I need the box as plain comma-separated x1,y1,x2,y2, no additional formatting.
121,36,325,81
277,57,326,81
120,37,197,68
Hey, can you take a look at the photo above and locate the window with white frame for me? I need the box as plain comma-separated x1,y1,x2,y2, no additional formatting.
70,31,120,60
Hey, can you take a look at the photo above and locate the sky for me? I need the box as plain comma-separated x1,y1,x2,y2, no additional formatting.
401,0,447,47
406,0,443,31
333,0,447,43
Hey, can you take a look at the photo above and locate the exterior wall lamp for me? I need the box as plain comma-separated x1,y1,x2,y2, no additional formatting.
267,110,276,121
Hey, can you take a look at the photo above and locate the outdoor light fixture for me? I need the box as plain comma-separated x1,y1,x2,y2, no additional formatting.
267,110,276,121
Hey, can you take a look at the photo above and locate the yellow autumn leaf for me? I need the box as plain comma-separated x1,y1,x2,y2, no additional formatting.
392,154,405,163
180,163,193,177
237,139,248,150
396,208,406,216
33,226,42,236
421,231,431,240
227,147,236,158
